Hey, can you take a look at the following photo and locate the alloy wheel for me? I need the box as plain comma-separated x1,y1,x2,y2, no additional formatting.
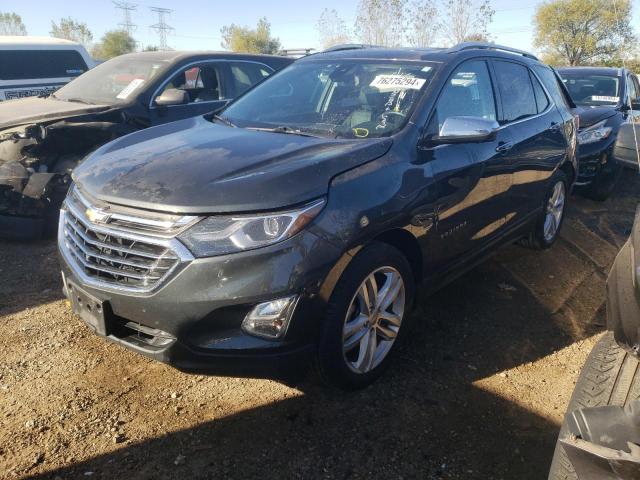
342,266,406,374
544,181,566,242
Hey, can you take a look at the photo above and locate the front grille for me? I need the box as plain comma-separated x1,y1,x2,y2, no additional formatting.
59,188,193,293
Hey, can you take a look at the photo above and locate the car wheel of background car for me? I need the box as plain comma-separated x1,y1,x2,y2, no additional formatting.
583,158,624,202
521,170,568,250
547,332,640,480
316,242,415,390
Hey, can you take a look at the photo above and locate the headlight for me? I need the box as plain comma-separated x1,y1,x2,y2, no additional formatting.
178,199,325,257
577,120,612,145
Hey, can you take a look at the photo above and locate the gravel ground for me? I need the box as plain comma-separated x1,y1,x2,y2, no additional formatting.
1,174,638,480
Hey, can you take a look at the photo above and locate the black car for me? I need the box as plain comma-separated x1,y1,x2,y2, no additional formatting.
558,67,640,200
58,42,577,389
0,50,292,239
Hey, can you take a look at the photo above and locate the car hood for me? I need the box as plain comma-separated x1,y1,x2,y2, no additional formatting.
573,105,619,129
0,97,111,130
73,116,394,214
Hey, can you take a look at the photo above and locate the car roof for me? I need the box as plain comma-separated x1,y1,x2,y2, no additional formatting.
115,50,293,65
0,35,82,48
298,43,544,66
558,66,624,76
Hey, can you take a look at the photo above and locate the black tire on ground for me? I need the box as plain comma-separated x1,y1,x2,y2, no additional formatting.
583,158,623,202
548,332,640,480
316,241,415,390
521,170,569,250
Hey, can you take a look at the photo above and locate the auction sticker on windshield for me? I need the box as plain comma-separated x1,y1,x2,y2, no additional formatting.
370,75,426,91
116,78,145,100
592,95,619,103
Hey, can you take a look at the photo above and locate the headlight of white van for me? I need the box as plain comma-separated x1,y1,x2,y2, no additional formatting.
577,120,613,145
178,199,325,257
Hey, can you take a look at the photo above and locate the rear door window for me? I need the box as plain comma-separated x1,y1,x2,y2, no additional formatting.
0,50,88,80
228,62,273,97
493,60,537,123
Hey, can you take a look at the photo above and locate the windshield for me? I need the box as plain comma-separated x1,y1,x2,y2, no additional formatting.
54,56,170,105
221,60,438,139
560,73,621,107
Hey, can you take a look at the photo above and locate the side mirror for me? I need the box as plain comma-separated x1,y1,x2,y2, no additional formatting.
613,123,640,167
154,88,189,106
433,116,500,144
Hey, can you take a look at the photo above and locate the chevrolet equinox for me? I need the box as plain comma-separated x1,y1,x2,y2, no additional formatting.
58,43,577,389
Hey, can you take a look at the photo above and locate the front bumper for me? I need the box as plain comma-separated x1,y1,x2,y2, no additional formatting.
607,206,640,358
58,215,343,379
575,137,616,186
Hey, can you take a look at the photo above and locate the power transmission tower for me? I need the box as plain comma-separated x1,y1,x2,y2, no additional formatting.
149,7,174,50
113,1,137,35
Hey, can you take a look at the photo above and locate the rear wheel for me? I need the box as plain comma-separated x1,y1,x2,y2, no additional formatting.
316,242,415,390
548,332,640,479
521,170,568,250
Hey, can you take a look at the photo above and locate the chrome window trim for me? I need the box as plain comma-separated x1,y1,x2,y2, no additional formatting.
148,59,274,110
59,200,194,296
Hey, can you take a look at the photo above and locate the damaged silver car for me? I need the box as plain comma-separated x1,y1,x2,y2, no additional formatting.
0,50,291,239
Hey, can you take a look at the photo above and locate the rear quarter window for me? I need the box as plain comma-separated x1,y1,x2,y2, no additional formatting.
0,50,88,81
533,64,572,110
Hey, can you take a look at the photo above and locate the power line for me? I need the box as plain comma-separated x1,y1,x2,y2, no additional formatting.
113,1,137,35
149,6,174,50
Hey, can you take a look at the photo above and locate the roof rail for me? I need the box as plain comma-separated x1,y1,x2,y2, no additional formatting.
449,42,539,61
321,43,380,53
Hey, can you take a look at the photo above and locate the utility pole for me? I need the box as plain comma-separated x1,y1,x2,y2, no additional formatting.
113,1,137,36
149,7,174,50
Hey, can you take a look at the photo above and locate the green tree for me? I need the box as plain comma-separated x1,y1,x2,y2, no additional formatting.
0,12,27,35
143,45,160,51
354,0,408,47
92,30,136,61
220,17,281,54
50,17,93,47
439,0,495,45
534,0,636,66
316,8,351,49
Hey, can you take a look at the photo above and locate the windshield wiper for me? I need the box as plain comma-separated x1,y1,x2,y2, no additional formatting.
246,126,320,138
64,98,93,105
213,114,236,128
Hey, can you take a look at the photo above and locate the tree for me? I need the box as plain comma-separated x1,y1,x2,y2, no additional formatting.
143,45,160,52
50,17,93,47
220,17,281,54
0,12,27,35
439,0,495,45
316,8,351,49
406,0,440,48
534,0,635,66
354,0,408,47
92,30,136,61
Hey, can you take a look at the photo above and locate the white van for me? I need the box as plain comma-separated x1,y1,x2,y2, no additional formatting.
0,36,95,101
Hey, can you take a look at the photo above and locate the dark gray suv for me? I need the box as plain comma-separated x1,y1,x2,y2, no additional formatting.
58,43,577,389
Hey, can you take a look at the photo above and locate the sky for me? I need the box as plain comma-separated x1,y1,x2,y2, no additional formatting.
7,0,640,54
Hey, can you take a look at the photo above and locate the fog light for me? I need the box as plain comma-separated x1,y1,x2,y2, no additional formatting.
242,295,298,339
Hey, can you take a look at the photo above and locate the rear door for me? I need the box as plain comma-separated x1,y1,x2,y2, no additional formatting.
0,49,89,101
490,59,568,223
417,59,514,272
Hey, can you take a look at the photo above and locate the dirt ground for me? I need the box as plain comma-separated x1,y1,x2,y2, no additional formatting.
1,174,639,480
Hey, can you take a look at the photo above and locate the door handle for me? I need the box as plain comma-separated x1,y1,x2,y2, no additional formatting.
496,141,514,153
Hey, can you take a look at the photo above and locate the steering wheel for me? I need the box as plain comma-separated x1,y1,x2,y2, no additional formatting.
378,111,406,123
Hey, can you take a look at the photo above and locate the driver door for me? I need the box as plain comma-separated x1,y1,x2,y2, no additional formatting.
148,62,229,125
416,59,514,273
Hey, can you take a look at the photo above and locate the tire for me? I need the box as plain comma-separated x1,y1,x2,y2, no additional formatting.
583,157,623,202
548,332,640,479
316,241,415,390
521,170,568,250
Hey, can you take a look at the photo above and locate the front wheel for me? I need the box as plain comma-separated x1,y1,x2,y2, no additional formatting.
521,170,568,250
316,242,415,390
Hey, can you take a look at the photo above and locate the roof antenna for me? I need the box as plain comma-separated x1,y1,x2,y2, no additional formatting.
612,0,640,173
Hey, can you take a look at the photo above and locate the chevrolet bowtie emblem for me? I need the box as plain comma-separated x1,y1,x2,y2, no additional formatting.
85,207,110,224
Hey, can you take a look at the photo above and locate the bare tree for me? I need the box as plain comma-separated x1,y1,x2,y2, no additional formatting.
0,12,27,35
317,8,351,49
406,0,440,48
354,0,408,47
50,17,93,48
439,0,495,45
